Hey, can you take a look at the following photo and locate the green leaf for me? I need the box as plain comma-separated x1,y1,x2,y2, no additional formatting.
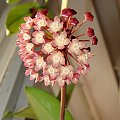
6,0,21,4
6,2,41,35
3,106,37,119
25,87,74,120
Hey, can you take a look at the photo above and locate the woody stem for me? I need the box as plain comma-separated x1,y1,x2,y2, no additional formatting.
60,83,66,120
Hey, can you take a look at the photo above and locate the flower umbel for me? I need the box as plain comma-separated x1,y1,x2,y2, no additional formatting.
17,8,98,86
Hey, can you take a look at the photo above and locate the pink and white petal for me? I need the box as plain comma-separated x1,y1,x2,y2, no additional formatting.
57,45,65,49
52,61,59,68
24,17,33,23
53,33,59,39
23,33,31,40
57,76,65,87
44,75,51,86
54,16,60,23
72,78,79,84
60,31,67,38
60,57,65,65
68,72,73,78
65,38,70,45
31,38,39,44
47,20,53,27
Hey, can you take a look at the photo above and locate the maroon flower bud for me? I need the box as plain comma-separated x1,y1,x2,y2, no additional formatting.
62,8,77,17
86,27,94,37
69,18,79,26
91,36,98,45
84,12,94,21
39,9,48,16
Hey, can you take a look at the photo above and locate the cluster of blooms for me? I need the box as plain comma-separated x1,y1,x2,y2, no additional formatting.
16,8,98,86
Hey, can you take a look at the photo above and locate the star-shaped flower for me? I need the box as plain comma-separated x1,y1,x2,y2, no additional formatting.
47,16,63,33
68,39,85,55
32,31,45,44
47,51,65,67
53,31,70,49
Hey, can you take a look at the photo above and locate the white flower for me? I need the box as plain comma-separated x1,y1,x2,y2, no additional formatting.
53,31,70,49
47,16,63,33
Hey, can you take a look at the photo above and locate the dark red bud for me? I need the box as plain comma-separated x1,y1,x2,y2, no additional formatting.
91,36,98,45
84,12,94,21
84,63,90,69
73,73,80,79
62,8,77,17
87,27,94,37
40,9,48,16
69,18,79,26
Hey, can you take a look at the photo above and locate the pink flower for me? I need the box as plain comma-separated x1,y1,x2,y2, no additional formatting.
44,65,59,79
47,16,63,33
53,31,70,49
34,13,47,30
68,39,85,55
43,75,51,86
42,42,54,54
17,8,98,86
47,51,65,67
25,43,34,53
21,17,33,30
35,56,46,71
32,31,45,44
60,65,74,79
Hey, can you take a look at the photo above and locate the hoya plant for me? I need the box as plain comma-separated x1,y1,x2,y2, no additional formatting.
3,0,98,120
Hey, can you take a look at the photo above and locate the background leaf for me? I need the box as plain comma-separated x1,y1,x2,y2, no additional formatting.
6,2,41,35
25,87,74,120
3,106,37,119
6,0,21,4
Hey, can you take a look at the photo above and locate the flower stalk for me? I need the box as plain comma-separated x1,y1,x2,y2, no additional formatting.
60,83,66,120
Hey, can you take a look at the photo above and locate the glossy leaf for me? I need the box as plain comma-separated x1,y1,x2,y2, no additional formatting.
25,87,74,120
3,106,37,119
6,0,21,4
6,2,40,35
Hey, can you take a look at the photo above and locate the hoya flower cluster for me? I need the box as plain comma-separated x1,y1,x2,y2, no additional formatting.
16,8,98,86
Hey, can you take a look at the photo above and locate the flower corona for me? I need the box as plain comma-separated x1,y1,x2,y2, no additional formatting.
16,8,98,86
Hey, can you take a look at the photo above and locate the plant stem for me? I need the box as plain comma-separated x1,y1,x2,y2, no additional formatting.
60,83,66,120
